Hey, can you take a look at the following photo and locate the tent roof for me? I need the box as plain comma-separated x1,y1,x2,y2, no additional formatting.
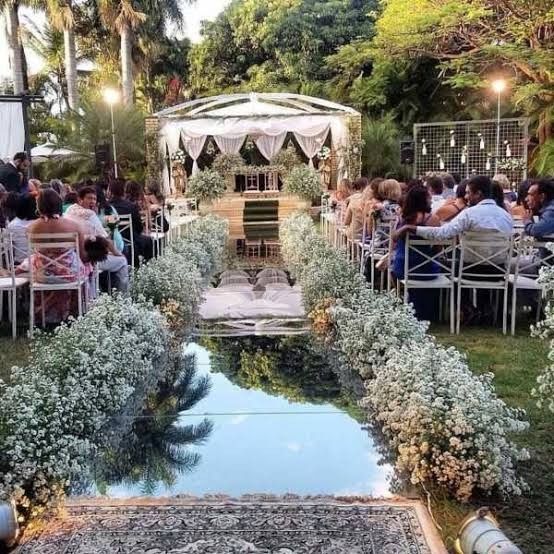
154,92,359,119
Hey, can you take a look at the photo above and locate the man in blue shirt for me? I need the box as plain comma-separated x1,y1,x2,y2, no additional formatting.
524,178,554,239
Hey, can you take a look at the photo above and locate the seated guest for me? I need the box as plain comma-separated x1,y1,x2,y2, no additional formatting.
524,178,554,239
1,191,20,225
27,189,90,323
7,194,38,263
62,190,78,213
492,173,511,191
344,177,369,239
376,178,402,219
425,175,445,213
435,182,467,223
391,185,441,320
0,184,6,228
0,152,29,193
109,180,153,263
441,173,456,200
491,181,512,213
65,186,129,292
49,179,66,200
331,178,351,205
512,180,531,220
27,178,42,197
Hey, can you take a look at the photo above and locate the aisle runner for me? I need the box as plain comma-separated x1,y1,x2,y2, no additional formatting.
15,497,444,553
244,200,279,240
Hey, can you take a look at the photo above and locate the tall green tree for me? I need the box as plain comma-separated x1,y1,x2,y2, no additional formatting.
2,0,26,93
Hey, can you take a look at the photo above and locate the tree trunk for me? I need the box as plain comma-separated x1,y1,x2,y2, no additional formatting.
64,27,79,111
121,23,133,106
4,2,25,94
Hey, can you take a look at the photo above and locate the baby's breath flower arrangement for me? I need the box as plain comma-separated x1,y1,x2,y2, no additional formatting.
283,165,323,201
187,169,227,203
280,212,529,501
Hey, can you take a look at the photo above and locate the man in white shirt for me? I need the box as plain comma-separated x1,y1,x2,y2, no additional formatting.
426,175,446,213
65,186,129,292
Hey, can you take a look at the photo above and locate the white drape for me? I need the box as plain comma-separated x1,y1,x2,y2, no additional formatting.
213,135,246,155
182,133,207,175
0,102,25,161
294,125,330,168
255,132,287,162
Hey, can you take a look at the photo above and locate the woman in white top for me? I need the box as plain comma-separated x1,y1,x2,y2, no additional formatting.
7,194,38,263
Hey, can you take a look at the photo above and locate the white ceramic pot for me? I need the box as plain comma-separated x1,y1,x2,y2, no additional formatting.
0,500,19,545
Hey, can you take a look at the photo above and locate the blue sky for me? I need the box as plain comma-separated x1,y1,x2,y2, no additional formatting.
0,0,232,79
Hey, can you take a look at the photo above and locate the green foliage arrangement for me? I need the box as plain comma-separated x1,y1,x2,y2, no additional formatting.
272,145,303,176
212,152,247,176
283,165,322,201
362,115,401,178
186,169,227,203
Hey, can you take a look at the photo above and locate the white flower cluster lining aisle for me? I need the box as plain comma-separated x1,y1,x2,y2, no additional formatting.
281,213,529,502
0,216,228,520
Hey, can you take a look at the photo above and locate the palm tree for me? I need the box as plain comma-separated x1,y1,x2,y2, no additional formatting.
98,0,146,106
22,17,67,111
46,0,79,111
95,353,213,495
2,0,25,93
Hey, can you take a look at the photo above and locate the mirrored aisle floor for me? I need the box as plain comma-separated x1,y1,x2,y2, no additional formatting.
80,342,394,499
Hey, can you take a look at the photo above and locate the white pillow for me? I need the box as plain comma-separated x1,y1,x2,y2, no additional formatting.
256,274,290,287
215,284,254,293
256,268,287,280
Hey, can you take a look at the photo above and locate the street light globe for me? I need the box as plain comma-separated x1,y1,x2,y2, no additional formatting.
491,79,507,94
103,88,120,105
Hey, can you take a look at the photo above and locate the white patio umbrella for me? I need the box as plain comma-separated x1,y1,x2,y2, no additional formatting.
31,143,79,164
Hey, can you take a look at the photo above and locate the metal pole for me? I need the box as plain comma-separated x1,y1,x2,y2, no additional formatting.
495,92,501,173
21,94,33,178
110,103,118,178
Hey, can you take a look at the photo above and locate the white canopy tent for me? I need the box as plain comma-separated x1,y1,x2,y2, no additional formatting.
31,143,78,164
152,93,361,194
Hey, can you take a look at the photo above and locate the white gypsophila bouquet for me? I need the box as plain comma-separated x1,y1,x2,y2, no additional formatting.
131,253,203,325
363,340,529,501
212,152,246,176
280,212,529,501
317,146,331,161
170,149,187,164
531,252,554,411
273,145,303,176
167,239,214,279
0,294,169,514
283,165,323,201
497,158,526,171
185,215,229,272
187,169,227,203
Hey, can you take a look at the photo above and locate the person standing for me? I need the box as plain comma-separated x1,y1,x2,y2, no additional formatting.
0,152,30,193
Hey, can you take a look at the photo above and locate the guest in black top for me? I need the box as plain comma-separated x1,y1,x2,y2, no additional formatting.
0,152,29,193
108,179,153,264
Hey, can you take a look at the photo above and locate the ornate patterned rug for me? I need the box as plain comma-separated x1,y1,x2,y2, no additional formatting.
14,496,444,553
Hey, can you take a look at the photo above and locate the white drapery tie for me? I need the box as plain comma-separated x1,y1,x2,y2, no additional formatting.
255,132,287,162
182,133,207,175
214,134,246,155
293,125,330,168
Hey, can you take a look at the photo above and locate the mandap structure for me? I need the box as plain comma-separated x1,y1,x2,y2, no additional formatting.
145,92,362,195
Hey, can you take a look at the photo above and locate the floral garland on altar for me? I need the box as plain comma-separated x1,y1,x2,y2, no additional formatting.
280,213,528,502
0,216,228,521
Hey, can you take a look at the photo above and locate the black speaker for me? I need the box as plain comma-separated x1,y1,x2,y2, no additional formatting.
400,140,414,165
95,143,111,170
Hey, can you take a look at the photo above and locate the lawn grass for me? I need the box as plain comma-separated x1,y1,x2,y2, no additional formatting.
432,326,554,553
0,335,31,384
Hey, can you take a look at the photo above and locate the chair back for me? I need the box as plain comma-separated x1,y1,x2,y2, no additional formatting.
28,232,81,284
370,216,396,256
116,214,135,266
404,234,457,281
513,235,554,281
458,231,513,281
150,206,168,234
0,229,17,285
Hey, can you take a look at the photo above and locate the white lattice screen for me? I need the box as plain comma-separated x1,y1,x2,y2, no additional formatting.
413,118,529,188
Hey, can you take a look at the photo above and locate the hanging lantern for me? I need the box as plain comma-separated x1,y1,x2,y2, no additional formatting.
437,154,445,170
478,133,485,150
421,139,427,156
485,155,491,171
450,130,456,148
505,140,512,158
461,146,467,165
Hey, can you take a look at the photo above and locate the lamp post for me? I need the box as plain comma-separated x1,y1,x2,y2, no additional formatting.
103,88,120,178
491,79,506,173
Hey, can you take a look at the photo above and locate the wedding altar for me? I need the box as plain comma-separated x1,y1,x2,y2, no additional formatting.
145,92,362,195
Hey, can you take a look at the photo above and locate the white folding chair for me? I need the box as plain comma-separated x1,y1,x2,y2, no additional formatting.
510,235,554,335
369,217,396,291
0,230,29,339
117,214,136,269
355,214,372,274
456,231,514,334
398,234,457,333
149,207,168,258
28,233,88,334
